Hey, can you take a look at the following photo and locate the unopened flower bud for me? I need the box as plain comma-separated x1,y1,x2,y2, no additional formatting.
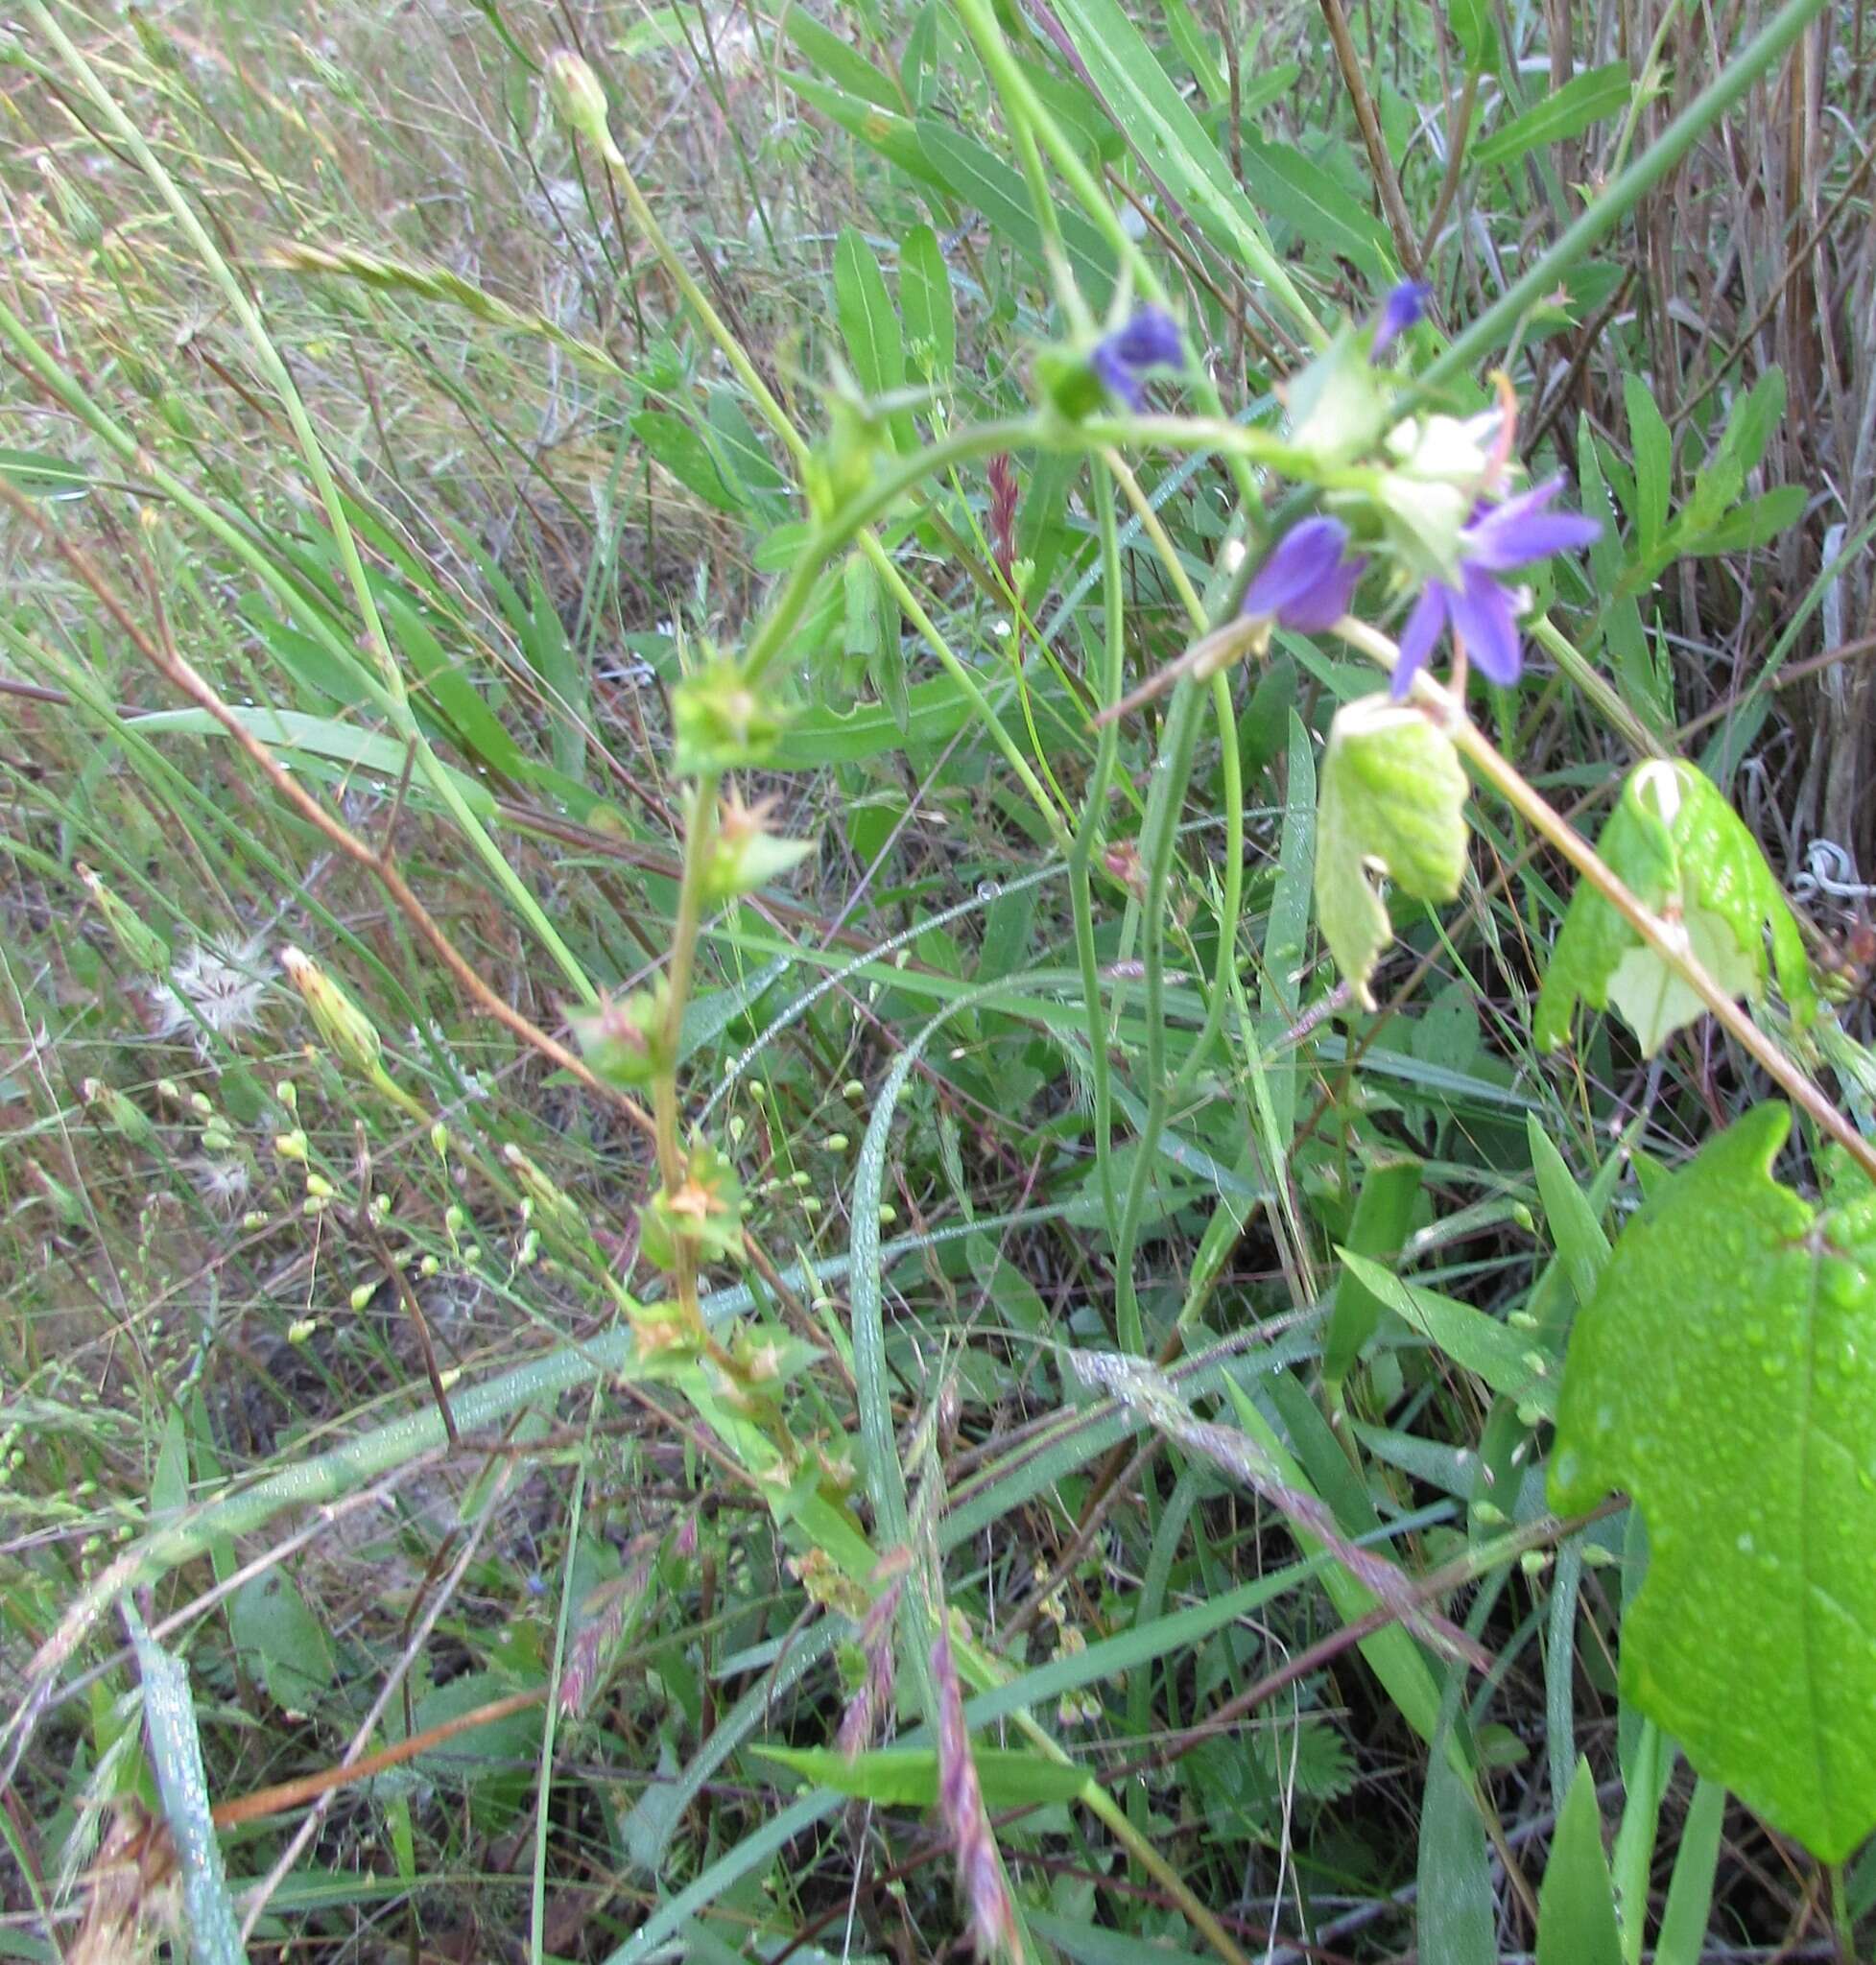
77,863,169,974
701,788,815,904
280,945,383,1078
544,51,620,160
567,985,670,1089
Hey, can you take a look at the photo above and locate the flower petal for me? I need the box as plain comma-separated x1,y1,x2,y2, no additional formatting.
1090,341,1144,410
1091,306,1184,407
1460,476,1601,571
1451,565,1524,683
1280,554,1366,632
1241,516,1350,622
1390,582,1450,699
1370,280,1431,359
1109,305,1185,370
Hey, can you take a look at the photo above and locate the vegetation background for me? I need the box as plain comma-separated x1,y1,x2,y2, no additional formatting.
2,0,1873,1960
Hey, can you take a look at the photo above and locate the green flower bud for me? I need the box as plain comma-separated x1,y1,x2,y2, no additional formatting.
672,656,788,776
503,1145,584,1239
639,1136,746,1271
280,945,383,1078
77,863,169,974
1032,343,1107,423
567,984,671,1089
83,1078,154,1147
701,789,816,905
544,51,620,161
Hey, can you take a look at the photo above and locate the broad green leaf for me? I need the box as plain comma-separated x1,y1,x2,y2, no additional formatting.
1654,1776,1727,1965
127,1607,246,1965
1156,0,1226,104
1315,696,1469,1008
771,667,1008,766
1323,1157,1425,1385
522,571,589,784
1419,1745,1496,1964
1533,759,1817,1054
1686,483,1807,555
0,444,92,496
1713,366,1786,479
1622,374,1672,561
1550,1103,1876,1860
757,1744,1087,1809
377,588,527,775
915,118,1117,306
706,388,791,526
898,222,955,380
1473,62,1630,171
1447,0,1497,69
1239,134,1393,282
843,549,906,732
899,1,938,108
1536,1758,1623,1965
630,408,748,514
229,1570,336,1713
128,703,498,816
1526,1115,1611,1308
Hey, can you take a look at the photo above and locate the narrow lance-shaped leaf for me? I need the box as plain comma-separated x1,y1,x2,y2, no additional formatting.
1549,1102,1876,1860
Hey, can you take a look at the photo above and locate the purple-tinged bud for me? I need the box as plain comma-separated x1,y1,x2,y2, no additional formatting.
1370,279,1431,359
1089,306,1185,410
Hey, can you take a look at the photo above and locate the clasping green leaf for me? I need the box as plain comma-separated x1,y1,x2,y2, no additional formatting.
1316,697,1469,1008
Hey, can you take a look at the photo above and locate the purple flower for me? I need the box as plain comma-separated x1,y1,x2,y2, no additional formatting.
1370,280,1430,359
1391,476,1600,697
1241,516,1365,633
1091,306,1185,410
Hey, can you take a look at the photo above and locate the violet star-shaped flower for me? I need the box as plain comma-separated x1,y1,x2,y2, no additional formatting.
1091,306,1185,410
1390,476,1600,697
1242,515,1365,633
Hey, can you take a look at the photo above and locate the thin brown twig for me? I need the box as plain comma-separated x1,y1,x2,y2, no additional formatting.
1318,0,1422,275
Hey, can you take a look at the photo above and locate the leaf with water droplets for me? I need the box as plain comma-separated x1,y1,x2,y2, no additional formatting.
1549,1103,1876,1859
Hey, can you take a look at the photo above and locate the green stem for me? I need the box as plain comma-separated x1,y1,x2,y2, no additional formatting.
1071,478,1128,1250
1112,681,1205,1353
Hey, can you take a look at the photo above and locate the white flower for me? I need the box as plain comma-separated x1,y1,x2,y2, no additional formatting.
150,935,272,1051
190,1157,251,1211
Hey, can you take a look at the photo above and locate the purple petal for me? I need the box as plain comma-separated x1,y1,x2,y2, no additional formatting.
1242,517,1350,623
1279,553,1365,631
1460,476,1601,572
1109,305,1185,369
1092,307,1183,408
1090,341,1144,411
1370,280,1430,360
1450,564,1524,683
1390,583,1450,698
